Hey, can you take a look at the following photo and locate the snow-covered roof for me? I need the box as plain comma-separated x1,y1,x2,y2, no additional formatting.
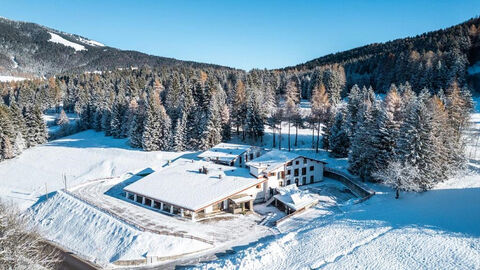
198,143,255,163
274,184,317,211
246,149,301,173
123,159,264,211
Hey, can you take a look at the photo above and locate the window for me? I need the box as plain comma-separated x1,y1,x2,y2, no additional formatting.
294,168,299,177
250,153,254,160
287,180,291,185
302,167,306,175
271,172,276,176
303,158,307,164
295,178,299,186
295,160,299,165
310,166,314,171
310,175,314,183
145,198,152,206
257,152,261,157
287,169,291,175
280,181,284,187
239,156,242,164
302,177,306,185
277,173,282,180
287,161,292,166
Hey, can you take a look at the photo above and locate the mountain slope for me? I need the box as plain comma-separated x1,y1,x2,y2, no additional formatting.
283,17,480,93
0,17,230,78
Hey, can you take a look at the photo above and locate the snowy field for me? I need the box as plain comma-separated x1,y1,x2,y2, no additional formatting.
0,130,179,210
0,98,479,268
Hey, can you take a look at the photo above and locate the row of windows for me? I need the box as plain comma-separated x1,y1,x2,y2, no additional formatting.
238,151,262,164
281,175,315,186
286,166,314,176
286,158,309,167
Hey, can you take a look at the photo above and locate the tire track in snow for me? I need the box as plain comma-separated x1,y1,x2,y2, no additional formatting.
312,227,392,269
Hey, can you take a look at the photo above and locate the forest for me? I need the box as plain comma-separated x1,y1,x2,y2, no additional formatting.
0,17,478,192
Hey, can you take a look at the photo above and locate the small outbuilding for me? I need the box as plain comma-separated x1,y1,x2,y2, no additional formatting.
198,143,265,167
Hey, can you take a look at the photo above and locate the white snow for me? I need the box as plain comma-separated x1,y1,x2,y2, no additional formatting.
0,130,179,210
27,190,211,266
246,149,301,172
190,174,480,269
10,56,18,68
198,143,253,163
0,75,26,82
48,32,86,52
274,184,317,211
77,37,105,47
124,158,264,211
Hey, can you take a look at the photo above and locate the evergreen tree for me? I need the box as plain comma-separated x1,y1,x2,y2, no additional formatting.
328,106,350,157
128,101,145,148
142,92,172,151
245,89,265,141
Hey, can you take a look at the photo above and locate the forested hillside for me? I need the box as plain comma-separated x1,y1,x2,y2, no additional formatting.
0,16,477,191
0,17,231,78
283,17,480,95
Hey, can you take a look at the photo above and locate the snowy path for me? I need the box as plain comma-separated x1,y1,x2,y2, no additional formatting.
188,178,480,270
69,174,268,244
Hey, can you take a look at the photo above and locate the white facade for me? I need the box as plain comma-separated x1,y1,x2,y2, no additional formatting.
248,153,326,201
198,143,265,167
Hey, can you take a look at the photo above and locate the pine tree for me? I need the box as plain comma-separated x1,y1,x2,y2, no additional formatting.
232,80,247,138
245,89,265,142
55,109,70,126
372,84,404,174
285,80,299,151
328,107,350,157
8,102,27,155
128,101,145,148
142,92,172,151
23,106,47,147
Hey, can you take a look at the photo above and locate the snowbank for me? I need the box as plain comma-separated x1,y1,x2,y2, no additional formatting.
27,191,210,266
48,32,86,52
191,175,480,269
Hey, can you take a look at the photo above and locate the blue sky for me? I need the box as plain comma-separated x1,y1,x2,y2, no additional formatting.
1,0,479,70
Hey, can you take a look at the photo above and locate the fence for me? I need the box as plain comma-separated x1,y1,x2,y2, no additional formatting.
61,189,214,245
323,167,375,202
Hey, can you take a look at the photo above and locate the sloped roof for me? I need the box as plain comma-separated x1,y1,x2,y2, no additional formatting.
124,158,264,211
197,143,254,163
246,150,301,173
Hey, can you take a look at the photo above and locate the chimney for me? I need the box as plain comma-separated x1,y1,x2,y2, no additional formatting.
219,174,223,179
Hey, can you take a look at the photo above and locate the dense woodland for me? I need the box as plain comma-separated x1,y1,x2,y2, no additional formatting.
0,18,478,193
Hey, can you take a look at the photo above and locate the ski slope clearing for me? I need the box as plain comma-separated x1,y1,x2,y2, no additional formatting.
28,190,211,266
48,32,86,52
0,130,181,210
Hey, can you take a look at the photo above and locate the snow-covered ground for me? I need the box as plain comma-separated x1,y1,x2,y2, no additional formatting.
187,172,480,270
0,130,178,210
0,75,26,82
28,190,211,266
0,98,478,268
43,111,79,134
48,32,86,52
